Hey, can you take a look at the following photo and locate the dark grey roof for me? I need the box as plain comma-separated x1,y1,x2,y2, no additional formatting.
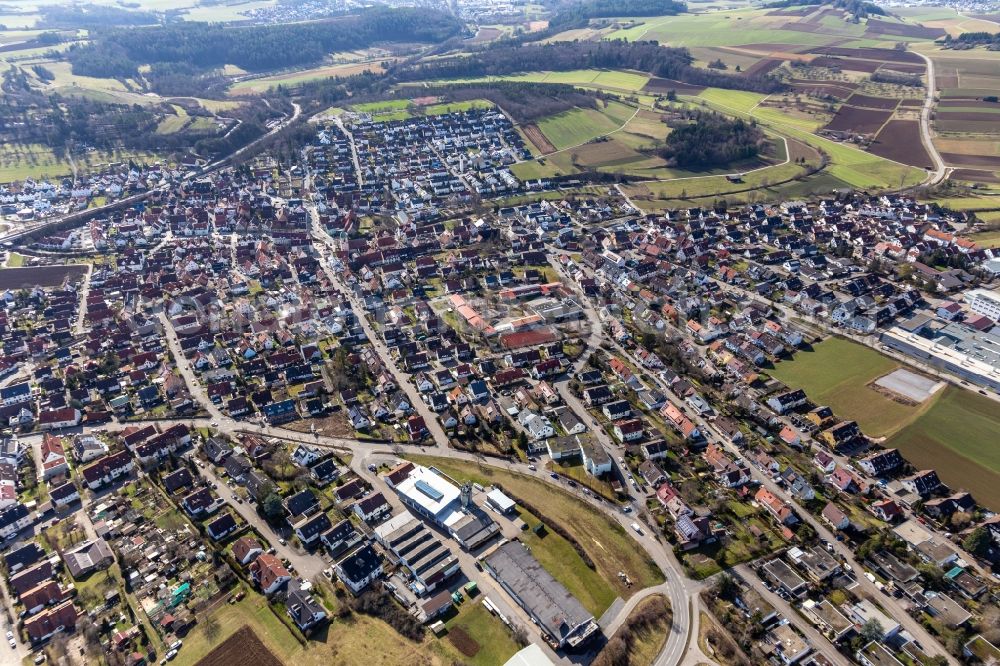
337,544,382,583
484,541,594,643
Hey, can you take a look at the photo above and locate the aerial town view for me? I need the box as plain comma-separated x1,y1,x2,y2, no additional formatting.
1,0,1000,665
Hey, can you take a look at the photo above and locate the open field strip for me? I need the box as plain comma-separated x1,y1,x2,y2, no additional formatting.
228,59,392,95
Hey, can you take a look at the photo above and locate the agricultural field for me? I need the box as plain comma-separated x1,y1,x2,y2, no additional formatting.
0,265,87,289
193,626,283,666
866,120,932,168
768,337,1000,512
228,59,393,95
533,100,636,151
888,387,1000,512
408,454,665,611
693,87,925,190
0,143,160,183
768,337,918,438
427,68,652,94
610,8,851,48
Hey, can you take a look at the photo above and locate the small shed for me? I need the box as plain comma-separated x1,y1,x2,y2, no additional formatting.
486,488,516,514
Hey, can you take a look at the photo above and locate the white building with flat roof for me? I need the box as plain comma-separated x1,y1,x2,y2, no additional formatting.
965,288,1000,321
394,464,462,528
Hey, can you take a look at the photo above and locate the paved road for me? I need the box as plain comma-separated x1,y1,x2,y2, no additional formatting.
548,255,960,665
914,50,948,187
732,564,852,666
193,456,324,581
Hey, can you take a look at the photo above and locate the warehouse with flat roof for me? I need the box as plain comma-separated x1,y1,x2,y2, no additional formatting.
483,541,598,649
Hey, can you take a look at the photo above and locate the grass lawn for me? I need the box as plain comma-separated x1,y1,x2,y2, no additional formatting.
888,386,1000,512
422,99,494,116
6,252,25,267
515,507,617,616
156,104,189,135
436,598,520,665
545,459,617,500
536,100,636,151
966,229,1000,248
174,593,445,666
768,337,918,437
408,455,664,609
600,594,671,666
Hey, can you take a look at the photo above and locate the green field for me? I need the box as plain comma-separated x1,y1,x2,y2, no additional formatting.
156,104,189,134
768,337,916,437
440,596,521,665
888,387,1000,512
425,68,651,93
172,590,471,666
769,337,1000,511
608,8,891,48
536,100,636,151
966,229,1000,248
0,144,150,183
694,88,925,189
422,99,494,116
408,455,663,615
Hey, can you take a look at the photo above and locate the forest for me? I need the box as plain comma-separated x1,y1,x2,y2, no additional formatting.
765,0,886,18
422,82,600,122
658,112,765,167
393,41,787,94
548,0,686,30
66,8,463,80
40,4,159,29
947,31,1000,46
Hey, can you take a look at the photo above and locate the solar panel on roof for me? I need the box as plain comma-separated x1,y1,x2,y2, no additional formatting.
415,479,444,502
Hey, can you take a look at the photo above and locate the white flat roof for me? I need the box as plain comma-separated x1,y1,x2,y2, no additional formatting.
373,510,415,541
395,465,461,520
503,644,553,666
487,488,515,511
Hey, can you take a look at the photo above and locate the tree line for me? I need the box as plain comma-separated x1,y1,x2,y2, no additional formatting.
392,40,787,94
548,0,686,31
658,111,765,168
66,7,464,80
765,0,886,19
946,31,1000,47
420,82,601,122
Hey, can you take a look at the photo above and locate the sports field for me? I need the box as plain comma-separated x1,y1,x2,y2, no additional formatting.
769,337,919,437
888,387,1000,511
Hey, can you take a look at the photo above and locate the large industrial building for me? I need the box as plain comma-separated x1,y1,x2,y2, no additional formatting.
880,317,1000,391
373,510,460,596
385,462,500,550
482,541,599,650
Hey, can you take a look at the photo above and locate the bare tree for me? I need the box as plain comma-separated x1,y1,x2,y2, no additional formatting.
201,613,221,641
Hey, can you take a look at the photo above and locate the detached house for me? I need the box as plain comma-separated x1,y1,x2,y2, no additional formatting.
249,553,291,595
755,487,797,525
